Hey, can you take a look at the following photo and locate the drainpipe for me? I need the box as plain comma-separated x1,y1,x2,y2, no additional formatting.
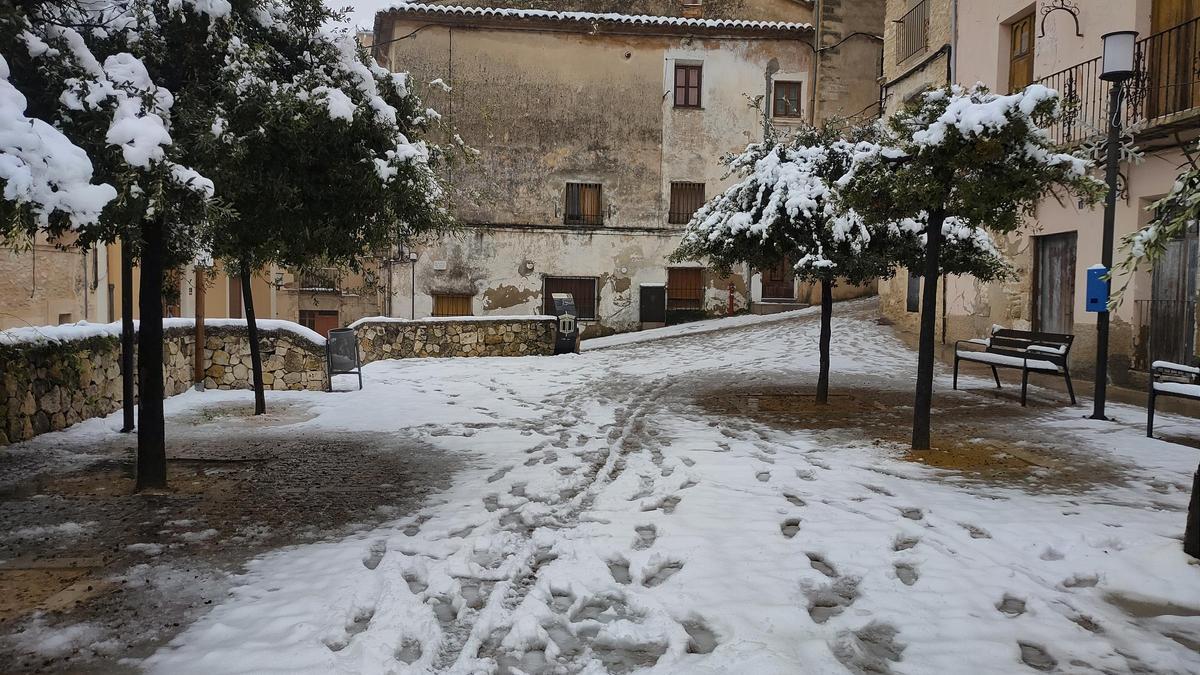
810,0,822,123
949,0,958,85
764,58,779,139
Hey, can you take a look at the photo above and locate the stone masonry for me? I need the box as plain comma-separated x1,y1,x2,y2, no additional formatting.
355,317,558,363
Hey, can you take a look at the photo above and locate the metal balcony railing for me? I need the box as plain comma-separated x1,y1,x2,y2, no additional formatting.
1037,17,1200,145
298,268,340,293
895,0,929,63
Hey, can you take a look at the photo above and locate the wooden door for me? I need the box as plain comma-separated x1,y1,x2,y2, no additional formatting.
228,274,242,318
761,260,795,300
1008,13,1035,93
1149,229,1198,363
1034,232,1077,335
639,285,666,323
1150,0,1200,118
300,310,340,337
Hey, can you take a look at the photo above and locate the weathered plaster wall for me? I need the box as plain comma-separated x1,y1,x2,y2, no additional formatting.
0,239,104,331
881,0,950,114
355,317,557,361
814,0,886,120
391,228,748,335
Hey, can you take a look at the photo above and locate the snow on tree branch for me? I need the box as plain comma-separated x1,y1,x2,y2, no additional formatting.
0,55,116,226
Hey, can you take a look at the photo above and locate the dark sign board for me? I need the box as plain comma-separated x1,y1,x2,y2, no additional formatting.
326,327,362,390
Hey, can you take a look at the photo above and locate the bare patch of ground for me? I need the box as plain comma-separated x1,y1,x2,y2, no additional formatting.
0,401,456,673
698,383,1132,491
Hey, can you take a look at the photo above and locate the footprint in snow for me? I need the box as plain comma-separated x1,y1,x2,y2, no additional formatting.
458,578,492,610
796,469,817,482
1062,573,1099,588
633,524,657,550
681,457,696,467
683,618,718,654
403,515,430,537
806,553,836,578
642,495,681,514
643,560,684,587
1018,642,1056,671
804,576,860,624
756,470,771,483
863,484,894,497
608,558,632,584
893,562,918,586
832,621,905,675
404,573,427,595
893,535,920,552
899,508,923,521
362,539,387,570
780,519,801,539
997,594,1025,616
960,523,991,539
487,466,512,483
395,638,423,665
1039,547,1064,561
483,494,500,512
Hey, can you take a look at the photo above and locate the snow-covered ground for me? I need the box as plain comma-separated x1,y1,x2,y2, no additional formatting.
23,299,1200,673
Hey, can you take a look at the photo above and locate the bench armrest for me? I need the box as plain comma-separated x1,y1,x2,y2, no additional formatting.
1152,360,1199,375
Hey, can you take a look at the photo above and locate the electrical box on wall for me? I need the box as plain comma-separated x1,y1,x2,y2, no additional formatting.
1086,265,1109,313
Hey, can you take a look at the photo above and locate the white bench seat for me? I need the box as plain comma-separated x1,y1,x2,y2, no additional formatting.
954,349,1061,372
1153,381,1200,397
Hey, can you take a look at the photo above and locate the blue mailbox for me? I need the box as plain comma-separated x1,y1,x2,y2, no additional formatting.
1086,265,1109,313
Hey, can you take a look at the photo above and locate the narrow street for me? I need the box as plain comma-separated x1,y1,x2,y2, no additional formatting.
4,299,1199,673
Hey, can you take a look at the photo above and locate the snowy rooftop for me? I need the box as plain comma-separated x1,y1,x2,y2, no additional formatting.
383,3,813,33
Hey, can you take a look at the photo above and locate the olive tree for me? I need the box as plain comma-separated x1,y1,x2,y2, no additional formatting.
841,84,1104,451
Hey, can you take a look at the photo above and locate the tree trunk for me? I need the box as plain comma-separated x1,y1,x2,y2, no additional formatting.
120,241,135,433
911,209,946,451
135,217,166,490
816,277,834,405
1185,462,1200,558
240,262,266,415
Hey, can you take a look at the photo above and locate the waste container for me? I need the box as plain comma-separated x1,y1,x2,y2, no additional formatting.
326,327,363,391
550,293,580,355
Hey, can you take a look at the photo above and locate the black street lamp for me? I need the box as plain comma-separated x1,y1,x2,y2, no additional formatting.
1091,30,1138,421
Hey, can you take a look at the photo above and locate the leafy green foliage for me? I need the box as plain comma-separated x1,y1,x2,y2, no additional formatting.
841,84,1105,260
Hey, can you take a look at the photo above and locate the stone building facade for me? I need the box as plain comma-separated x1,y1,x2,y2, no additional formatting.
878,0,1200,385
374,0,885,336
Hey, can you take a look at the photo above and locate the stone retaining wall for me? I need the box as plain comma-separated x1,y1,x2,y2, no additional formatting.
0,321,326,445
2,316,556,444
353,317,558,363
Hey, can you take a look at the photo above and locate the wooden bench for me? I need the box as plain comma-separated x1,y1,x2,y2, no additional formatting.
953,327,1076,406
1147,361,1200,437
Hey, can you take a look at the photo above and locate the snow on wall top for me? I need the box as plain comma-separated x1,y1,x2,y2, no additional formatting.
348,315,557,329
384,3,812,32
0,318,326,348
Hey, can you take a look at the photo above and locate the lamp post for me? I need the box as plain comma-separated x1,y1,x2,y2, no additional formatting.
1091,30,1138,422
